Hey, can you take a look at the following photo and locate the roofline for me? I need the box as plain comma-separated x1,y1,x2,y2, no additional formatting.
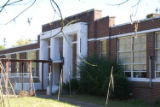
0,42,38,52
43,8,102,26
111,16,160,28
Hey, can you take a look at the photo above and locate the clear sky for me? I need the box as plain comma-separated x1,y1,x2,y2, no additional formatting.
0,0,159,47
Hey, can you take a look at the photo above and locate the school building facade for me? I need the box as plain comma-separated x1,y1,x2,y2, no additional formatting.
0,9,160,100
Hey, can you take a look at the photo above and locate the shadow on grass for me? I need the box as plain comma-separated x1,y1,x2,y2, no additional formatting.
35,91,159,107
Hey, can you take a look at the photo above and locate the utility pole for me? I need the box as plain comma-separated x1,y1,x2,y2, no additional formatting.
3,38,6,47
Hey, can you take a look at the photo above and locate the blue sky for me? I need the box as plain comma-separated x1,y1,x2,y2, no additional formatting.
0,0,159,47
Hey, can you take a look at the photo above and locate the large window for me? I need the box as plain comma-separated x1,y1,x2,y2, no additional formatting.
100,40,107,56
27,51,37,76
155,32,160,78
16,53,20,73
118,34,146,78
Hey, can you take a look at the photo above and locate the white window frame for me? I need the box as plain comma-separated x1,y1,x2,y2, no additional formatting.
155,32,160,78
118,34,147,79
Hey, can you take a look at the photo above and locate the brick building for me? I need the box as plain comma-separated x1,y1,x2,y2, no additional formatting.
0,9,160,100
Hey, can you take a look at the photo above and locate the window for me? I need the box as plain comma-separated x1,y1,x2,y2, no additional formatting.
16,53,20,73
27,51,37,76
118,37,132,77
5,54,11,73
118,34,146,78
155,32,160,78
100,40,107,56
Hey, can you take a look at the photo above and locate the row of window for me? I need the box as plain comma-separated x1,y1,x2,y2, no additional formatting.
99,32,160,79
5,51,37,76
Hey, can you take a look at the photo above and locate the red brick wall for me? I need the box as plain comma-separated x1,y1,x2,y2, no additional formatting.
132,82,160,101
109,38,117,59
42,9,102,39
95,17,110,38
88,41,97,56
146,33,155,78
111,18,160,36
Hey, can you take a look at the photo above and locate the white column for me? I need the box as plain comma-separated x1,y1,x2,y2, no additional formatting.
50,38,60,61
63,35,72,83
39,39,49,89
50,37,60,93
76,24,88,78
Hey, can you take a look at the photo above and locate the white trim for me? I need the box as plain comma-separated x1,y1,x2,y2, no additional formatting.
128,78,149,82
72,41,77,44
88,38,98,41
0,48,39,56
0,42,38,51
52,60,62,63
40,22,87,40
128,78,160,82
111,28,159,38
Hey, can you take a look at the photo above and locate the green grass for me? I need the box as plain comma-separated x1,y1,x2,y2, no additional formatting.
61,94,157,107
3,96,78,107
2,95,160,107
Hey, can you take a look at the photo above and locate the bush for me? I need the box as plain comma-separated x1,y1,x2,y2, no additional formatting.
63,79,80,94
79,55,131,99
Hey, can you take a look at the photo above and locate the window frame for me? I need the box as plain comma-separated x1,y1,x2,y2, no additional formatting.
117,34,147,79
100,39,107,56
155,32,160,78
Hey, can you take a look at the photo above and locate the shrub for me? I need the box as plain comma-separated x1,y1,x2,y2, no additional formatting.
79,55,131,99
63,79,80,94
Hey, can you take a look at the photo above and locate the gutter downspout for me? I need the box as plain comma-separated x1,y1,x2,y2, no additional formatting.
149,56,152,88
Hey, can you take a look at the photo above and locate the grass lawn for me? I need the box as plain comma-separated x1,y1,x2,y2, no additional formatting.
3,96,78,107
61,94,159,107
2,94,160,107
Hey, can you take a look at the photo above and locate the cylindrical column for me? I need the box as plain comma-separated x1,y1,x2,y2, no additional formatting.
63,35,72,83
50,37,60,61
39,39,49,89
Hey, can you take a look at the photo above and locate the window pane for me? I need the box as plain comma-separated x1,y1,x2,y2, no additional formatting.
134,51,146,63
133,72,146,78
27,51,37,75
156,72,160,78
156,32,160,48
31,62,37,76
125,72,131,77
102,40,106,53
119,37,131,51
123,64,131,71
16,54,20,72
27,51,36,60
119,52,131,63
156,50,160,63
156,64,160,71
133,64,146,71
134,35,146,50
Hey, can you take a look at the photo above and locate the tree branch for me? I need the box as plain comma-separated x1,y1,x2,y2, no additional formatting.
0,0,10,13
106,0,130,6
2,0,36,25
